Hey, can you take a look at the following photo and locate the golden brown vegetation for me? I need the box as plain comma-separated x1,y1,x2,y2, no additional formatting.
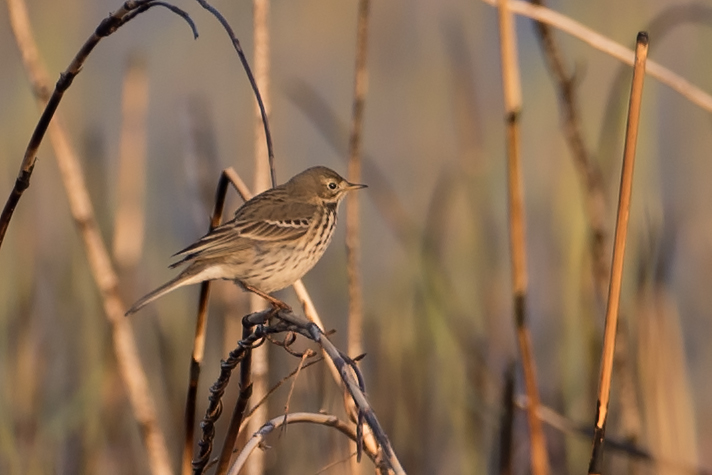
1,1,711,474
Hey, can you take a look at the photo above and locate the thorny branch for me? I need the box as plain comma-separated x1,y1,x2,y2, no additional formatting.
192,308,406,475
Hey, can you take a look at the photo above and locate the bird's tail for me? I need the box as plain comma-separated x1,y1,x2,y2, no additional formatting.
125,272,196,316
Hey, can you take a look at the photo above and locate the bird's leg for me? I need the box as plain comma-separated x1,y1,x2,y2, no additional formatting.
241,282,292,312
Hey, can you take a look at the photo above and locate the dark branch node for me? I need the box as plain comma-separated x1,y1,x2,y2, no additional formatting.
505,110,520,125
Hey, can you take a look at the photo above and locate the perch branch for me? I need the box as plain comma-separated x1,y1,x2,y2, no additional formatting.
194,309,406,475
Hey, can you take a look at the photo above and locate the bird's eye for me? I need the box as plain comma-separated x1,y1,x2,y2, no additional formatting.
328,182,337,190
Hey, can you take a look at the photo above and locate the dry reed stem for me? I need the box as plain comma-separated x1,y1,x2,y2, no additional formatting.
242,352,323,425
346,0,370,365
480,0,712,113
6,1,173,473
244,2,272,473
588,32,648,475
227,412,379,475
514,396,710,474
498,364,515,475
345,2,371,471
183,282,211,475
496,1,549,474
527,0,643,460
113,56,149,269
181,171,235,475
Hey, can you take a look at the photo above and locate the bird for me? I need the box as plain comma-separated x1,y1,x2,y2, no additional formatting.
125,166,366,315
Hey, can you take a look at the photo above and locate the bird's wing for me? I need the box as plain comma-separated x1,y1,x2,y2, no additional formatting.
170,199,318,267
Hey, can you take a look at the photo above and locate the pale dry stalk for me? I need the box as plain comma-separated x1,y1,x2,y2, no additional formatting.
243,1,272,473
6,0,172,473
497,0,549,473
113,56,149,269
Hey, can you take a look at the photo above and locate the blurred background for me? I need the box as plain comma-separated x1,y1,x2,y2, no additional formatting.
1,0,712,473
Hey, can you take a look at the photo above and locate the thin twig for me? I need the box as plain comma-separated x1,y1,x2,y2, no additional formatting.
122,1,199,37
6,1,179,474
316,451,359,475
496,1,549,474
588,32,648,475
227,413,379,475
281,351,310,432
242,352,323,425
193,0,276,188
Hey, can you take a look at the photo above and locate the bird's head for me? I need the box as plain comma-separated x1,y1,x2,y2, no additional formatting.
289,166,366,204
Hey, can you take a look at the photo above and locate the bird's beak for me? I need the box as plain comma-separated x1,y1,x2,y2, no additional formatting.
346,182,367,190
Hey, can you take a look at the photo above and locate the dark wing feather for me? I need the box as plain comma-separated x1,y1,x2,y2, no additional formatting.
170,195,318,267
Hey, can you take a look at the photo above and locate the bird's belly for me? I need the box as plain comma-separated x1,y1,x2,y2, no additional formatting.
238,240,330,294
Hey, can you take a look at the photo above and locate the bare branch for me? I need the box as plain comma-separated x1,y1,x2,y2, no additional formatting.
227,413,380,475
193,0,276,188
0,0,197,249
194,309,406,475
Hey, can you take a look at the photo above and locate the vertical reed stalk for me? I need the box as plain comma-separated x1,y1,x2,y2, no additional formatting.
588,32,648,475
346,0,370,365
113,56,149,270
7,0,172,473
345,4,371,471
244,2,271,474
496,1,549,473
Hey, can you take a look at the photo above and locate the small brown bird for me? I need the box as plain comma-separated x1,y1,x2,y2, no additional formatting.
125,166,366,315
